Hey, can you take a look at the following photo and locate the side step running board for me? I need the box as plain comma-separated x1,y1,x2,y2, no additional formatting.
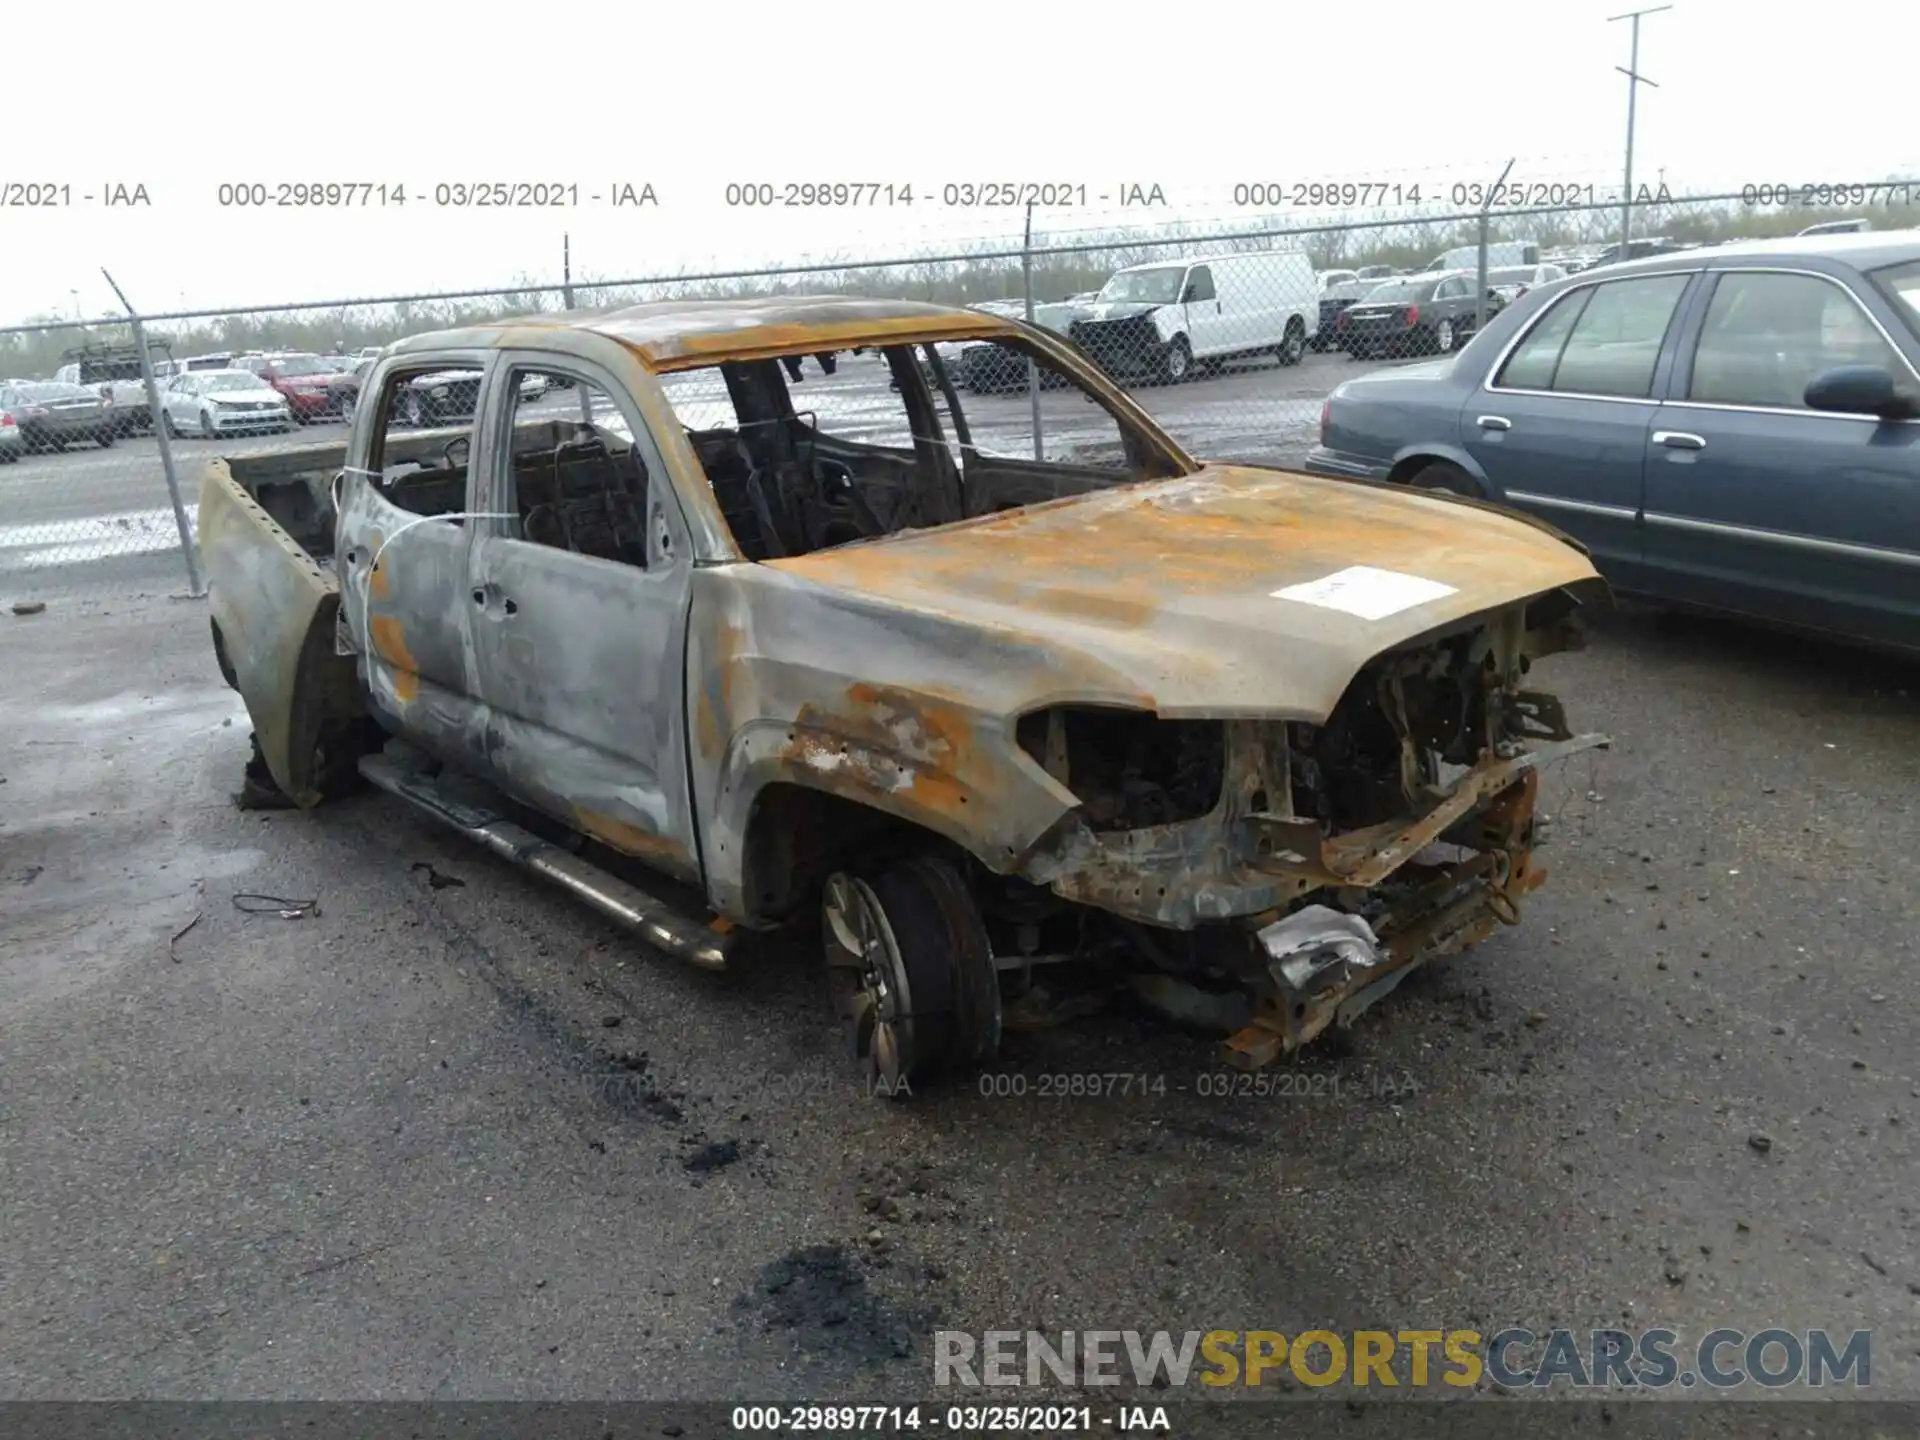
359,753,736,970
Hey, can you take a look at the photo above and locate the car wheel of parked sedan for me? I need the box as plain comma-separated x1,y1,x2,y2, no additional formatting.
1432,319,1457,354
1159,336,1192,385
1410,460,1483,498
822,855,1000,1093
200,409,217,438
402,390,426,427
96,428,115,448
161,411,179,439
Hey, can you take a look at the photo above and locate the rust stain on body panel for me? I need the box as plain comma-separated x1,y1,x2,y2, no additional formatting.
762,465,1600,721
572,807,692,871
367,615,419,703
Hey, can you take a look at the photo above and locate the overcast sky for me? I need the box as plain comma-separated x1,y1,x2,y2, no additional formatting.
6,0,1917,328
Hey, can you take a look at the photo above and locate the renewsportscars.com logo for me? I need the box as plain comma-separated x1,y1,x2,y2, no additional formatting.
933,1328,1874,1391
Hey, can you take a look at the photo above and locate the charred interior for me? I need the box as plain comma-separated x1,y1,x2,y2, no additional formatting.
681,340,1185,562
1016,707,1227,831
1015,612,1566,845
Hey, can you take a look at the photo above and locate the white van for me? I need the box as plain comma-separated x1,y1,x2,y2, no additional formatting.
1067,249,1319,383
1425,240,1539,272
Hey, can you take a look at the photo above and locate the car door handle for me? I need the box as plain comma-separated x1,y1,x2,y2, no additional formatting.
1652,431,1706,450
1476,415,1512,431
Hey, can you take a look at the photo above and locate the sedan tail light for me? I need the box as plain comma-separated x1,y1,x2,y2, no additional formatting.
0,412,14,428
1405,305,1420,327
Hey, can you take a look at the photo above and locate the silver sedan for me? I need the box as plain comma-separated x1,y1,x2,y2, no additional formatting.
160,369,294,438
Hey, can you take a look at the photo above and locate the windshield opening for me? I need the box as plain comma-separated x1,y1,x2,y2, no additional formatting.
1098,266,1187,305
1361,278,1433,303
204,373,265,393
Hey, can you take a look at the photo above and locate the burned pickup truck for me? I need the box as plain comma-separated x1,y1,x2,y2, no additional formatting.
200,296,1608,1089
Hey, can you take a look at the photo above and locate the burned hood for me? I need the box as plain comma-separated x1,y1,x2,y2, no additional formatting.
764,464,1601,722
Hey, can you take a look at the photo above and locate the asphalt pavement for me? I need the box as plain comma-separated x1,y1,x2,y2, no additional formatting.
2,578,1916,1405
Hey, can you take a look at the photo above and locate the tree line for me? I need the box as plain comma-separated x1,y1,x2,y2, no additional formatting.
1,192,1905,380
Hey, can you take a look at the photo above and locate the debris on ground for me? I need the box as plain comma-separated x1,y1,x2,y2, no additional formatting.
10,601,46,616
167,881,207,960
409,861,465,891
232,893,321,920
684,1139,742,1175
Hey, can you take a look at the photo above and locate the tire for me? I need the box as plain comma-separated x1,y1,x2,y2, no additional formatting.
1159,335,1192,385
97,429,114,449
1409,460,1483,499
162,411,179,439
1275,319,1307,367
340,392,357,425
200,410,217,438
1433,318,1457,355
401,390,425,427
822,854,1000,1092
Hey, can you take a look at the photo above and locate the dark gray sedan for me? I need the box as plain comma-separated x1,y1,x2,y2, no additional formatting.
1305,231,1920,653
0,381,117,452
1336,270,1504,360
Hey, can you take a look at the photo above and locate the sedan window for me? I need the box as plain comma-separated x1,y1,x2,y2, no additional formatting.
1493,289,1591,390
1498,275,1689,398
1687,272,1904,410
1872,259,1920,338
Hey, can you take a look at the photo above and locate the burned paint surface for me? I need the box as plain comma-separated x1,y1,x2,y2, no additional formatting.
197,460,362,806
366,615,419,703
572,807,693,874
766,464,1600,721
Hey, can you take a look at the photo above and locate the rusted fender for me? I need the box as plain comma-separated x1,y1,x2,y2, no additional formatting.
199,460,364,807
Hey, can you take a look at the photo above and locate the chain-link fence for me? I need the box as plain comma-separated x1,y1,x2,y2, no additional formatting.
3,180,1913,607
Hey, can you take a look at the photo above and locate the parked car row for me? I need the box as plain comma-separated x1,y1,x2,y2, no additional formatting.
0,380,119,455
1306,228,1920,654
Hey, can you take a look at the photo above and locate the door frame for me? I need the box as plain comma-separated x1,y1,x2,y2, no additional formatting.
335,347,501,749
462,339,708,884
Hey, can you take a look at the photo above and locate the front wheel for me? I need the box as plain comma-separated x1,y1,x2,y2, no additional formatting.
1432,318,1457,354
823,855,1000,1093
97,429,115,448
1159,336,1192,385
199,410,217,438
401,391,425,427
162,410,179,439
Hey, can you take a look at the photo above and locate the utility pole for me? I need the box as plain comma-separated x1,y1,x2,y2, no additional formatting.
1609,4,1669,259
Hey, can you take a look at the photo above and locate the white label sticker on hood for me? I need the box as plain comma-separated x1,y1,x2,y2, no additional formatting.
1271,565,1458,621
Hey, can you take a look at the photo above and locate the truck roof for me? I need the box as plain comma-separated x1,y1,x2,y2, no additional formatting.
386,296,1016,373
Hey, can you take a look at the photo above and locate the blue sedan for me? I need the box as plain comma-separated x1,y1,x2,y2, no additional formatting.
1306,231,1920,654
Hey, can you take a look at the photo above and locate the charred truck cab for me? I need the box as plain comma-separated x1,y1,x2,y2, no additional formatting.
199,295,1608,1093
